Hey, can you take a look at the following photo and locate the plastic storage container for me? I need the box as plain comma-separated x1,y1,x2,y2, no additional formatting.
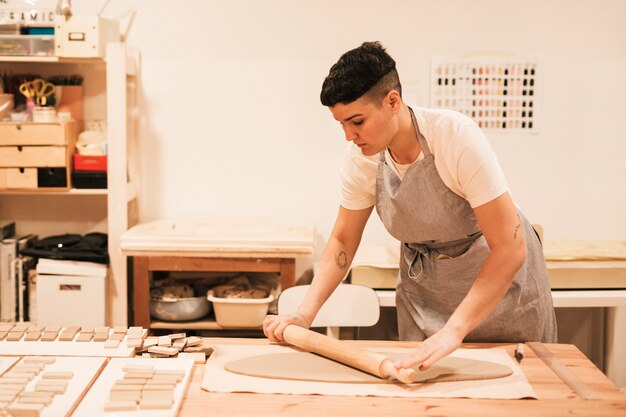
0,35,54,56
207,291,274,328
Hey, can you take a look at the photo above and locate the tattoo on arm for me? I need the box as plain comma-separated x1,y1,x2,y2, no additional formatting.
513,223,521,239
335,251,348,269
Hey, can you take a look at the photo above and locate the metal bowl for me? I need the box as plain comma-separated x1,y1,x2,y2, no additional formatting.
150,295,211,322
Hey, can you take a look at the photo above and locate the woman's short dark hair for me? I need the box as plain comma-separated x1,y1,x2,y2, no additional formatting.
320,41,402,107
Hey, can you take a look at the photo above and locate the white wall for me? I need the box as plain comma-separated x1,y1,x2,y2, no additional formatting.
80,0,625,253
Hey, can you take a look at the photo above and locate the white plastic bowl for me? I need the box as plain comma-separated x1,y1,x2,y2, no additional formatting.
207,291,274,328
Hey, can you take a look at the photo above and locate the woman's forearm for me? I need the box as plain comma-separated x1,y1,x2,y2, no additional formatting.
445,240,527,337
297,234,360,322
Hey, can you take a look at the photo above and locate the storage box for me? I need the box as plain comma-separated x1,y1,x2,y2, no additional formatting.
36,273,106,327
0,34,54,56
38,167,68,188
207,291,274,328
55,16,119,58
73,154,107,172
72,171,106,189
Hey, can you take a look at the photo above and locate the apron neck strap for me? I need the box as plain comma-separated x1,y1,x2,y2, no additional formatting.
378,106,433,162
408,107,432,157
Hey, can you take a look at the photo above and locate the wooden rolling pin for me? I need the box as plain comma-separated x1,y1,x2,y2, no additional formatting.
282,325,418,384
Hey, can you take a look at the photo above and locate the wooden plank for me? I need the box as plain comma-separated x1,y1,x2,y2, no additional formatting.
132,256,151,329
280,258,296,290
146,256,284,273
106,42,132,329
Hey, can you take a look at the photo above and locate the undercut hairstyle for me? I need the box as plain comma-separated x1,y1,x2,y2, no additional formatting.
320,41,402,107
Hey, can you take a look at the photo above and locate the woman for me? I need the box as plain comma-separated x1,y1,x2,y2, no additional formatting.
263,41,557,371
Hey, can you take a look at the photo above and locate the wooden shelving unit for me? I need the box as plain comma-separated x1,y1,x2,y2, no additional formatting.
0,43,140,326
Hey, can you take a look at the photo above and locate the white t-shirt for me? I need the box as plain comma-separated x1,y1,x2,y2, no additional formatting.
340,106,509,210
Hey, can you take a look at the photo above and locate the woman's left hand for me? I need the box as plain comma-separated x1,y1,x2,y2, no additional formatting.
393,326,464,371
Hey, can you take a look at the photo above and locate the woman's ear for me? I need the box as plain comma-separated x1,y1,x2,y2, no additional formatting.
387,90,401,112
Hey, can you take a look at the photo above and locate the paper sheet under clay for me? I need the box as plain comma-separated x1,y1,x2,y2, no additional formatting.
202,344,537,399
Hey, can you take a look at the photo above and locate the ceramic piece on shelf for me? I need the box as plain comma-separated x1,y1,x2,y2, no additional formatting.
10,111,28,122
32,106,57,122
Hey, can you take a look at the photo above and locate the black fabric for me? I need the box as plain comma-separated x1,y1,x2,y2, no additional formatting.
20,232,109,264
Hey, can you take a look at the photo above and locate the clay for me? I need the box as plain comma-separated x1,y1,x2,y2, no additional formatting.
225,351,512,384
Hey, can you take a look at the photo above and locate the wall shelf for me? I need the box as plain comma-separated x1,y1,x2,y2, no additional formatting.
150,318,264,338
0,188,108,196
0,56,104,64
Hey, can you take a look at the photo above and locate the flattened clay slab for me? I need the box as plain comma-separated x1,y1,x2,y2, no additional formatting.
224,351,512,384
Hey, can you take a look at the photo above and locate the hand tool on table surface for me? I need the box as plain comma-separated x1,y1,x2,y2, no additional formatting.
528,342,597,400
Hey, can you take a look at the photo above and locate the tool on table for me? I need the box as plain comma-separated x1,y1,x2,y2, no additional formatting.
282,325,418,383
527,342,597,400
515,343,525,362
19,78,56,106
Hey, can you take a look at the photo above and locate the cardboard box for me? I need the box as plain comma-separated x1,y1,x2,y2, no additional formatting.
55,16,119,58
36,273,106,327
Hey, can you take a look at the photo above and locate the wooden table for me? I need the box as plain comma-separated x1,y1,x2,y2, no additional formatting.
120,220,316,330
179,338,626,417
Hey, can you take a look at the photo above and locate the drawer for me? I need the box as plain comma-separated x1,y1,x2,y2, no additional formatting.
0,168,39,189
6,168,38,189
0,146,67,167
38,167,68,188
0,122,79,146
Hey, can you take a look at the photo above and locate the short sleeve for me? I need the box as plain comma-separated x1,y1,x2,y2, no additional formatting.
454,124,509,207
339,143,378,210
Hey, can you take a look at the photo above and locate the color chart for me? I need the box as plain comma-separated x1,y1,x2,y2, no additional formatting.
430,57,540,132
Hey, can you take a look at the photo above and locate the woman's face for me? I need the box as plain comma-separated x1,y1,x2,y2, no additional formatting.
329,95,398,156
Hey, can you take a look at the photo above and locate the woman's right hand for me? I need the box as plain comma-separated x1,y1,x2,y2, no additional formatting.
263,312,312,343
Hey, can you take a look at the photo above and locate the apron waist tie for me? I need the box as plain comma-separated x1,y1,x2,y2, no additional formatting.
403,232,483,280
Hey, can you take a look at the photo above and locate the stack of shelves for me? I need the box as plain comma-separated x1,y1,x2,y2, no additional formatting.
0,43,139,326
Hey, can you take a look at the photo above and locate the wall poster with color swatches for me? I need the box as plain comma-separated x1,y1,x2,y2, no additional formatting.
430,57,540,132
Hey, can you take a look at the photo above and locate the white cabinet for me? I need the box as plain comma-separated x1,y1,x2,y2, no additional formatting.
0,43,139,326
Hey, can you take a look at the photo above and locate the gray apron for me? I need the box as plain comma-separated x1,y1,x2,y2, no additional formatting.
375,108,557,343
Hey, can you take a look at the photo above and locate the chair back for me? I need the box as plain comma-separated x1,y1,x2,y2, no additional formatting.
278,284,380,327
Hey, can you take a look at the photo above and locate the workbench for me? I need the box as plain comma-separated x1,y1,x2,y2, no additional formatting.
179,338,626,417
120,220,315,330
